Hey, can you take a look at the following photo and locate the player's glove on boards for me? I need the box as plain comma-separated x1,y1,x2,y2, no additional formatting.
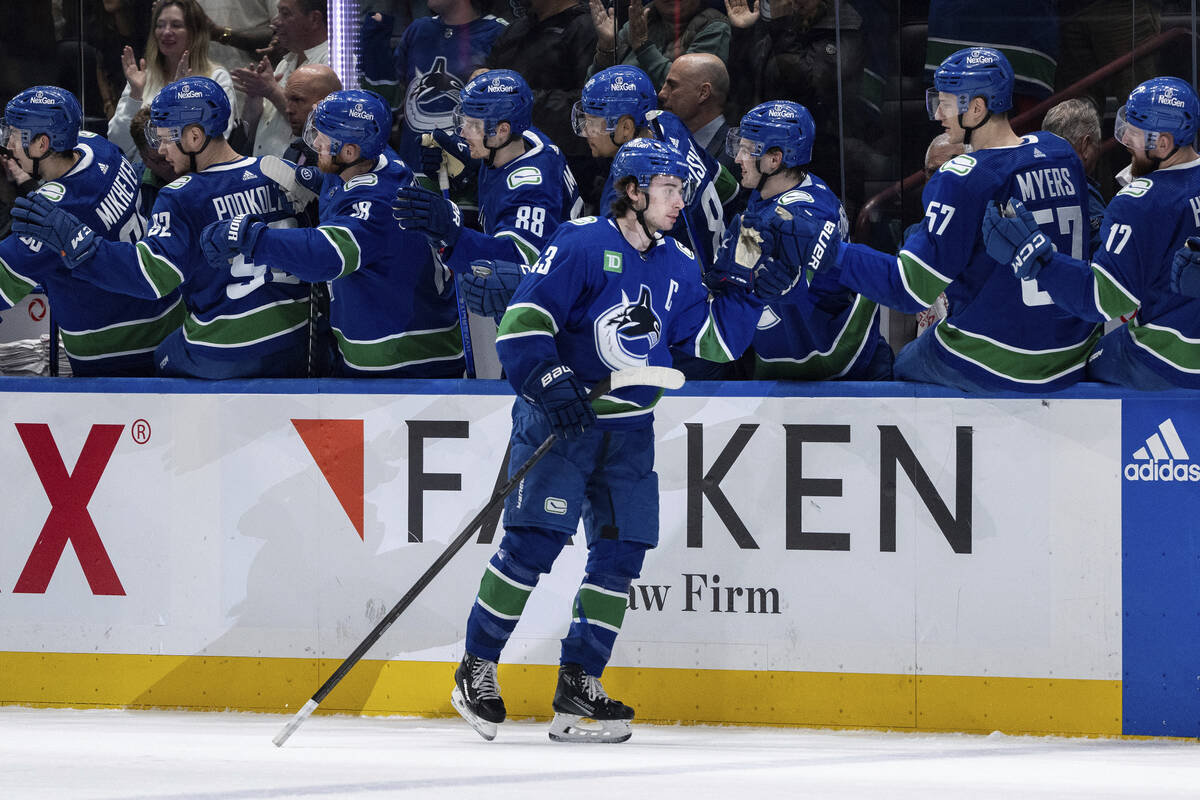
521,360,597,440
10,194,98,268
982,198,1053,280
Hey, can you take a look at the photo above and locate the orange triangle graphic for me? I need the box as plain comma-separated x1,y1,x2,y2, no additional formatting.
292,419,364,539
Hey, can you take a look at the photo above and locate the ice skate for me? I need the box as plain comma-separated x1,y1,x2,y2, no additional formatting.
547,663,634,743
450,653,506,741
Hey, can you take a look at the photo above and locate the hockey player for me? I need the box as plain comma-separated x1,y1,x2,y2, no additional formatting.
392,69,581,322
572,65,737,267
200,90,465,377
793,47,1100,392
12,77,312,379
983,77,1200,389
712,100,892,380
450,138,781,743
0,86,184,376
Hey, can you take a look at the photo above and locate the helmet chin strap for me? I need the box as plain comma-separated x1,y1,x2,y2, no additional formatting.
1145,133,1180,167
484,127,519,167
957,108,992,151
632,191,656,255
175,134,213,174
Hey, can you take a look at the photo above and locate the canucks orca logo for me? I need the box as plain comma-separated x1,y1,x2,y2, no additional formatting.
594,285,663,370
404,57,464,134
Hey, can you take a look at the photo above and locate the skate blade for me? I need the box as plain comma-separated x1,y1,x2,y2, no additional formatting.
548,713,632,743
450,687,498,741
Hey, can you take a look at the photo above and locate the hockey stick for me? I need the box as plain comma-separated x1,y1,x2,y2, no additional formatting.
272,365,686,746
259,155,318,214
440,162,477,379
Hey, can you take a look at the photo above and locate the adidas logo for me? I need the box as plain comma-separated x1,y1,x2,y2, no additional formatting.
1033,148,1045,158
242,170,256,181
1123,418,1200,482
99,163,109,174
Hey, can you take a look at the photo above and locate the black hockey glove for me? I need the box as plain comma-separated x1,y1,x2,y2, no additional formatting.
521,361,597,440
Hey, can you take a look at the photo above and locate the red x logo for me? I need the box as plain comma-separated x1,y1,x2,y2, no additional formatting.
13,424,126,595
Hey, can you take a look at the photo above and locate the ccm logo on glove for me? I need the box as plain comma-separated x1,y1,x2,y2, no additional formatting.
1013,232,1049,276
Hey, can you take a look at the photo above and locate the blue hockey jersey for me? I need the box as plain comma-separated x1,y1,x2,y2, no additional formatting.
495,216,762,428
0,133,184,376
838,132,1101,391
1033,157,1200,386
252,153,465,377
444,126,582,272
362,15,507,173
599,110,734,267
74,156,311,364
737,174,887,379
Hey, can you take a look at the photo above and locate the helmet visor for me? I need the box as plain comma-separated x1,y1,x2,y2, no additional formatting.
453,111,487,139
303,111,340,156
570,103,609,138
726,128,766,160
926,88,962,121
145,121,183,149
1114,106,1153,151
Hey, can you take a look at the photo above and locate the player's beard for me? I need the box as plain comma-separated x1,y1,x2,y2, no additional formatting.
1129,150,1158,178
317,152,338,174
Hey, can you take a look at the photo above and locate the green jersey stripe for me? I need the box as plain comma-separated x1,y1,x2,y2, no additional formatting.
496,230,540,265
334,322,463,370
1129,321,1200,373
318,225,360,279
1091,262,1139,321
498,303,557,338
183,298,309,348
898,250,952,308
695,306,735,362
754,296,879,379
135,241,185,298
592,388,664,418
935,321,1102,383
60,299,185,359
0,256,37,307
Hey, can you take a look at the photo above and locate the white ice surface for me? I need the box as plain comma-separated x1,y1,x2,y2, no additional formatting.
1,707,1197,800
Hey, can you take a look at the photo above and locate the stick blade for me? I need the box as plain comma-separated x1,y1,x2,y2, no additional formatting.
607,366,685,393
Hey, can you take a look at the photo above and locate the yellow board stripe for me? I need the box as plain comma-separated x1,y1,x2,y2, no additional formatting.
0,652,1121,736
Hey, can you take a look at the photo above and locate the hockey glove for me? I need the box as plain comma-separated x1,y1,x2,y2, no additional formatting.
1170,237,1200,297
420,130,479,188
393,184,463,249
703,218,759,292
200,214,268,266
753,255,802,301
982,199,1053,280
520,360,597,440
10,194,98,268
459,259,522,321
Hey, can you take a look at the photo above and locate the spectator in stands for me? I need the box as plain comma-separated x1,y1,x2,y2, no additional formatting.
281,63,343,167
485,0,598,201
1042,97,1106,255
657,53,731,166
197,0,275,74
129,105,177,218
107,0,237,159
588,0,730,89
231,0,329,157
360,0,507,176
